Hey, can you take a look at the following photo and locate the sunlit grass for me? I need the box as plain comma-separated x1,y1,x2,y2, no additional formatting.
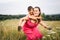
0,19,60,40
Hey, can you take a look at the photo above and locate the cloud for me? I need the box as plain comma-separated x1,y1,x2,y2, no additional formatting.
0,0,18,3
0,0,60,15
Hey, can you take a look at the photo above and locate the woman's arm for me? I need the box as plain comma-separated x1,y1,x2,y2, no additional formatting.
18,15,29,26
39,19,52,30
18,15,29,31
39,21,48,28
18,18,24,27
18,18,23,31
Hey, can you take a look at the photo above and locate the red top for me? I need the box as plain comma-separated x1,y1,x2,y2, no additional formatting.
22,18,38,30
22,17,43,39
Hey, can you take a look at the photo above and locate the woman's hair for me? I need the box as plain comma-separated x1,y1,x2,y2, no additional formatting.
34,6,41,17
34,6,42,23
28,6,34,11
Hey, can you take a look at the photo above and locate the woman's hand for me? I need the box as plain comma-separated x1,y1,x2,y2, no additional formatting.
39,20,52,30
18,26,22,31
47,27,52,30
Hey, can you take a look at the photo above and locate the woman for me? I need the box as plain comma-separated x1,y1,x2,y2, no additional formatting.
18,6,39,31
18,6,51,40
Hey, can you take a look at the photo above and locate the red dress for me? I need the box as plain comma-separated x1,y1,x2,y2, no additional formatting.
22,18,43,40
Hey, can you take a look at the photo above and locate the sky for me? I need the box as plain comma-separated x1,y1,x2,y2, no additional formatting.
0,0,60,15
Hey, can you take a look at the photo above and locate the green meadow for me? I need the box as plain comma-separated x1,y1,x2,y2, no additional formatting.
0,19,60,40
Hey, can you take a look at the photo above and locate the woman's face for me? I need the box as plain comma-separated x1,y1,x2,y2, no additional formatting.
34,8,40,17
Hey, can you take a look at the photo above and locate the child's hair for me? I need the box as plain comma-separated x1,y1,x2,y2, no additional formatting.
28,6,34,11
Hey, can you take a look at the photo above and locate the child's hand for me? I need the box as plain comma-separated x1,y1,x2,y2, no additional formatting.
21,17,28,21
24,17,28,21
36,17,41,19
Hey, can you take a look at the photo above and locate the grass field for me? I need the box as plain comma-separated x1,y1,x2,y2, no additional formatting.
0,19,60,40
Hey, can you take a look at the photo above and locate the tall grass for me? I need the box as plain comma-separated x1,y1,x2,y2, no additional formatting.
0,19,60,40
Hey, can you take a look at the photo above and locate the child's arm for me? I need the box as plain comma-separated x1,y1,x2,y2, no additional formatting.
28,15,38,20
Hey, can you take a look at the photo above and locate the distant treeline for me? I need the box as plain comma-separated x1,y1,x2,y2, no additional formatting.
0,13,60,21
0,14,26,20
42,13,60,21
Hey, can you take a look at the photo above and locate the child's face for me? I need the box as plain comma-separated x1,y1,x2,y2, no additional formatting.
33,8,40,17
29,9,34,15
